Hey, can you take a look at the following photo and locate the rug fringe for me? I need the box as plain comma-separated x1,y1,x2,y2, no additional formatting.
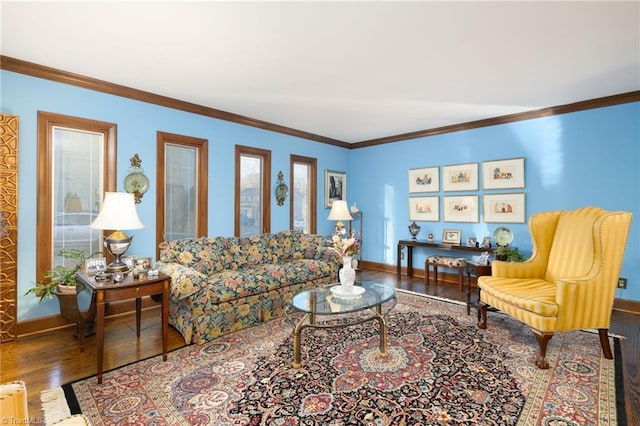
41,387,71,425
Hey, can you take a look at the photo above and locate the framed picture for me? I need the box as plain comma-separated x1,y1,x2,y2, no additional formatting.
442,229,461,245
135,257,152,270
408,196,439,221
324,169,346,208
84,257,106,275
483,193,526,223
443,195,479,223
122,255,137,270
482,157,525,189
467,236,477,247
442,162,478,191
480,236,492,248
408,166,439,193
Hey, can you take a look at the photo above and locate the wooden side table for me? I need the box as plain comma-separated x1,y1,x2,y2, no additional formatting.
76,271,171,384
465,261,491,322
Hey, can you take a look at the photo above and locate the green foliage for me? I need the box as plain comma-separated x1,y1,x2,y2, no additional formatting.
25,249,95,303
494,245,526,262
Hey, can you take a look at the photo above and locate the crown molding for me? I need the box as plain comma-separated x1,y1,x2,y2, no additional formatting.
0,55,349,148
3,55,638,150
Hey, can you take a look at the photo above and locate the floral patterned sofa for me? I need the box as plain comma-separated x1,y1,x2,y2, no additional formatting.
156,230,342,344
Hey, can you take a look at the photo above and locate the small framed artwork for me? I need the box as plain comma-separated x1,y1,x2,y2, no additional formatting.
467,236,478,247
324,169,347,208
483,193,526,223
408,196,439,221
84,257,106,275
122,255,137,270
135,257,152,270
408,166,439,193
443,195,479,223
442,162,478,192
442,229,462,245
480,236,492,248
482,157,525,190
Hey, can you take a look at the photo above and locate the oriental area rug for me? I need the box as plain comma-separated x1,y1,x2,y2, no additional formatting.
44,291,624,425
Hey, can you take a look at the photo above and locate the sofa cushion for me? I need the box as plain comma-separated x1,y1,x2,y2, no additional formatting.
239,233,274,266
159,237,223,275
271,229,303,261
479,276,558,317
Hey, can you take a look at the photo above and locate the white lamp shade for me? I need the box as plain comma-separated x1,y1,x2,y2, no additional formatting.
327,200,353,221
90,192,145,230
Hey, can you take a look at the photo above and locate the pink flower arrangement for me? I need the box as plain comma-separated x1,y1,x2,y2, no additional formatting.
331,234,359,256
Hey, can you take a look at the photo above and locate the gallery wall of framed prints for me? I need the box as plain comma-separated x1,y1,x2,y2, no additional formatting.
406,158,526,233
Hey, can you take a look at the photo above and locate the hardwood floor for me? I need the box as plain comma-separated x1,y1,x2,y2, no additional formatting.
1,269,638,425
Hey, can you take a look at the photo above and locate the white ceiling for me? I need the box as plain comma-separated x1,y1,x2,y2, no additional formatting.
2,1,639,143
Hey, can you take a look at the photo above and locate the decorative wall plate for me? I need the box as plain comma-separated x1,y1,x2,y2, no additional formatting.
124,153,149,204
493,226,514,246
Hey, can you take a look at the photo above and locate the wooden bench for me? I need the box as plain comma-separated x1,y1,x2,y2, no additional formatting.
425,256,466,291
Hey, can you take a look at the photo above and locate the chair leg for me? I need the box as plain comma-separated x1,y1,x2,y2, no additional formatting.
598,328,613,359
532,330,553,369
478,302,488,329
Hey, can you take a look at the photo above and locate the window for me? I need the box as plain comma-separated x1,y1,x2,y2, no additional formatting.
235,146,271,237
290,155,317,233
37,112,116,277
156,132,208,258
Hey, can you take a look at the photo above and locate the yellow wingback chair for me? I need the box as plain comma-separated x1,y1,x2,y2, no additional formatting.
478,206,632,369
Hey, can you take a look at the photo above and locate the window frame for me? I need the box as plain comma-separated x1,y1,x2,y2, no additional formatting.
36,111,117,282
156,131,208,259
290,154,317,234
235,145,271,236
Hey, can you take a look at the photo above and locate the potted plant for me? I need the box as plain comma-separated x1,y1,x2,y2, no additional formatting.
494,245,526,262
25,248,93,303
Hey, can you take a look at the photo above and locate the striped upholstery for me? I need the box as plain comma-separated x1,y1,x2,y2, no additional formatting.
478,207,632,367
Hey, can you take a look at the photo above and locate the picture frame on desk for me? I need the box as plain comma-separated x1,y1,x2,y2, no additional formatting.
442,229,462,245
135,257,152,270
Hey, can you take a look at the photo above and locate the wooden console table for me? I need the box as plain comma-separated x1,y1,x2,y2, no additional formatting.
76,271,171,384
396,239,492,279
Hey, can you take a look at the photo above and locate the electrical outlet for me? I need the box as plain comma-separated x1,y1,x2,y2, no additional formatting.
617,278,627,289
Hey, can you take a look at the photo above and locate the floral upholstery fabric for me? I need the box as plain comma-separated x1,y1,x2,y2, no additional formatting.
157,232,342,344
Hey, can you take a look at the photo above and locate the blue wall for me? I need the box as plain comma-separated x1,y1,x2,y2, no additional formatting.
2,69,639,322
2,71,347,320
349,103,640,301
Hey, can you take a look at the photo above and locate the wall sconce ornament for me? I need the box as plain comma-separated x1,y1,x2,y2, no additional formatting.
123,153,150,204
275,170,288,206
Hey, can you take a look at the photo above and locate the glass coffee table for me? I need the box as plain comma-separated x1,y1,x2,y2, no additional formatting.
287,281,396,368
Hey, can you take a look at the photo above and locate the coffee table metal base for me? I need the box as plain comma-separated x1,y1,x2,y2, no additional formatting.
292,305,388,369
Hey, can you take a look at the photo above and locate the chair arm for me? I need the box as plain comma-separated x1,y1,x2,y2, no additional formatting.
491,257,546,279
555,273,616,330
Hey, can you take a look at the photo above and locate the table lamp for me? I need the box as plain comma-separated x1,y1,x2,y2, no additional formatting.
90,192,144,272
327,200,353,235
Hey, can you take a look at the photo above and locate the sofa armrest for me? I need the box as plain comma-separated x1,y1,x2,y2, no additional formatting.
155,261,208,300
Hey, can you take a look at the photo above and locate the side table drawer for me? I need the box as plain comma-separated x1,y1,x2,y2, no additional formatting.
99,282,165,302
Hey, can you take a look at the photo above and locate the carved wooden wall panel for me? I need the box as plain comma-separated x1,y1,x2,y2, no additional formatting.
0,113,18,342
